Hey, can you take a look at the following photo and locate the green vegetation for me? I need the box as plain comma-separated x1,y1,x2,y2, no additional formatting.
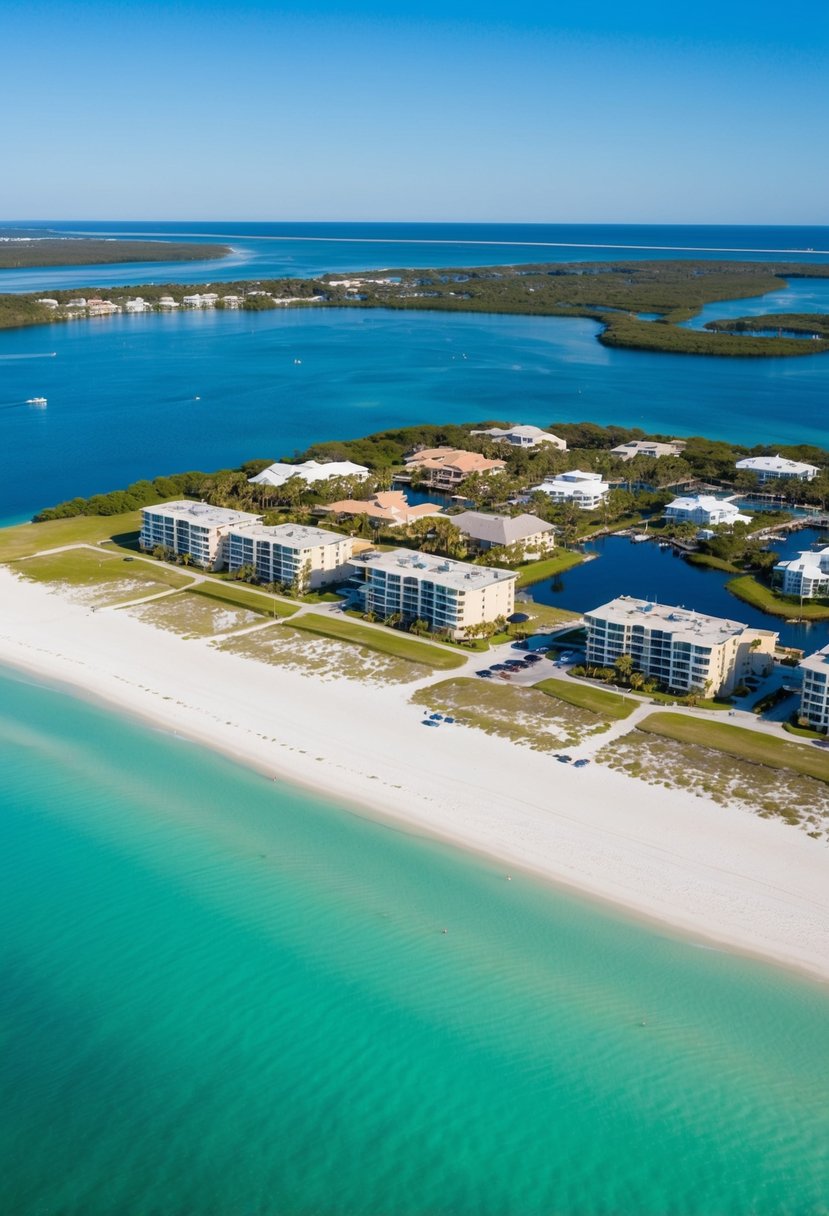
705,314,829,339
187,581,298,618
290,613,465,670
727,575,829,620
515,549,584,588
0,511,143,560
411,677,610,750
685,552,740,574
219,623,434,686
128,592,265,639
12,548,192,604
783,720,827,741
0,237,229,271
637,712,829,783
534,676,635,720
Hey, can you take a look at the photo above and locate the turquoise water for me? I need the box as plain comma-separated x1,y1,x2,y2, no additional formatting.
2,664,829,1215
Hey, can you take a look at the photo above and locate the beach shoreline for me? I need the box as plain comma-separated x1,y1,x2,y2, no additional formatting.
1,567,827,983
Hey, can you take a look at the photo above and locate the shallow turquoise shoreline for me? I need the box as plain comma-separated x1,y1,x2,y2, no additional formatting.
1,662,828,1214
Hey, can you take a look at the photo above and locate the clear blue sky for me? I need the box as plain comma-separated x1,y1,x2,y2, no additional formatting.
4,0,828,223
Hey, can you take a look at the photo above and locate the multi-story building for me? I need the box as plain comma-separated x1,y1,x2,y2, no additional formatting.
471,424,567,450
450,510,556,555
735,454,819,483
773,546,829,599
139,501,261,569
404,447,506,490
664,494,752,527
611,439,686,461
532,469,609,510
348,548,516,638
799,646,829,733
226,523,354,591
584,596,777,696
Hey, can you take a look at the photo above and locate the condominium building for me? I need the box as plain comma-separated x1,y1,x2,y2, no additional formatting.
471,424,567,450
348,548,516,637
249,459,370,489
584,596,777,696
735,454,819,483
532,469,610,510
611,439,686,461
404,447,506,490
773,546,829,599
139,501,261,568
450,510,556,555
799,646,829,733
664,494,752,527
226,523,354,590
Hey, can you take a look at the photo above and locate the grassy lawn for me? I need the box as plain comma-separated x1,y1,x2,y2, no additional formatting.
127,591,265,638
290,613,465,670
11,548,194,604
515,549,584,589
637,712,829,783
727,575,829,621
516,600,582,629
219,623,431,685
783,721,827,741
535,677,635,720
411,677,609,750
645,689,732,711
685,553,741,574
189,580,299,618
0,511,143,561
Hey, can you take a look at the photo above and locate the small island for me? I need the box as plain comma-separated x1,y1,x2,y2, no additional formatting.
0,231,230,270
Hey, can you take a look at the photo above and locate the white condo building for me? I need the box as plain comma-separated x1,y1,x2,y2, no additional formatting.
735,454,819,483
348,549,516,638
774,546,829,599
139,501,261,569
799,646,829,733
249,459,370,489
226,523,354,591
533,469,610,510
664,495,752,527
584,596,777,696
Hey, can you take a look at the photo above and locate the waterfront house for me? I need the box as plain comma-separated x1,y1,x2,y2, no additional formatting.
318,490,441,528
157,296,180,310
348,548,516,637
585,596,777,696
450,510,556,555
664,494,752,527
36,298,59,309
611,439,686,461
799,645,829,733
735,454,819,483
404,447,506,491
532,469,609,510
86,298,121,316
139,501,261,569
249,459,370,489
773,546,829,599
471,424,567,450
226,523,354,591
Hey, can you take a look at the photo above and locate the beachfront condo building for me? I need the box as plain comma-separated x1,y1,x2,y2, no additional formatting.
226,523,354,591
348,548,516,638
773,546,829,599
799,646,829,733
735,454,819,483
471,424,567,450
139,501,261,569
664,494,752,527
584,596,777,696
532,469,610,510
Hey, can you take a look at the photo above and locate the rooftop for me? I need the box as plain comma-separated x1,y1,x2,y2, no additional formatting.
143,501,261,528
801,645,829,674
451,510,554,545
249,459,369,487
230,522,348,547
586,595,776,645
736,454,819,474
350,547,516,591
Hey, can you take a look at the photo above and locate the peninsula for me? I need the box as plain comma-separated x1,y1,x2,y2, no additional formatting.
0,232,230,270
2,258,828,357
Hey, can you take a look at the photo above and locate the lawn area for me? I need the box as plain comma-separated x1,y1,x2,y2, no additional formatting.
219,623,431,685
411,677,609,750
0,511,143,561
11,548,194,604
727,575,829,620
189,580,299,618
534,676,635,720
637,712,829,783
515,549,584,589
290,613,465,670
685,553,740,574
128,591,266,638
517,600,581,629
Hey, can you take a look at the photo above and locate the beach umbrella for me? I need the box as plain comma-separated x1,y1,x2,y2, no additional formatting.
508,612,530,623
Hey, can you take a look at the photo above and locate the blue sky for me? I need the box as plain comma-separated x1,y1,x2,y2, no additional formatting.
4,0,828,223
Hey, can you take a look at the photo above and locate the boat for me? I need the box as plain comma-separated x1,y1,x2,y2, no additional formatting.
25,396,47,406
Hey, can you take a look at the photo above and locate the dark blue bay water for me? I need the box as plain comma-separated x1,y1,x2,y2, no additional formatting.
1,220,828,292
2,665,828,1216
525,530,829,651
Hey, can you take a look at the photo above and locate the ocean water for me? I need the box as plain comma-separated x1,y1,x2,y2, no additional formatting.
1,664,828,1216
1,301,827,524
2,221,828,292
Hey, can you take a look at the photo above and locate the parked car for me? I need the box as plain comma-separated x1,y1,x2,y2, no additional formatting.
476,669,494,678
556,754,572,763
573,758,591,768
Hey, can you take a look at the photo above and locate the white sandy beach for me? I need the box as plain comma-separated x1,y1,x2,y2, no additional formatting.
0,565,827,981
